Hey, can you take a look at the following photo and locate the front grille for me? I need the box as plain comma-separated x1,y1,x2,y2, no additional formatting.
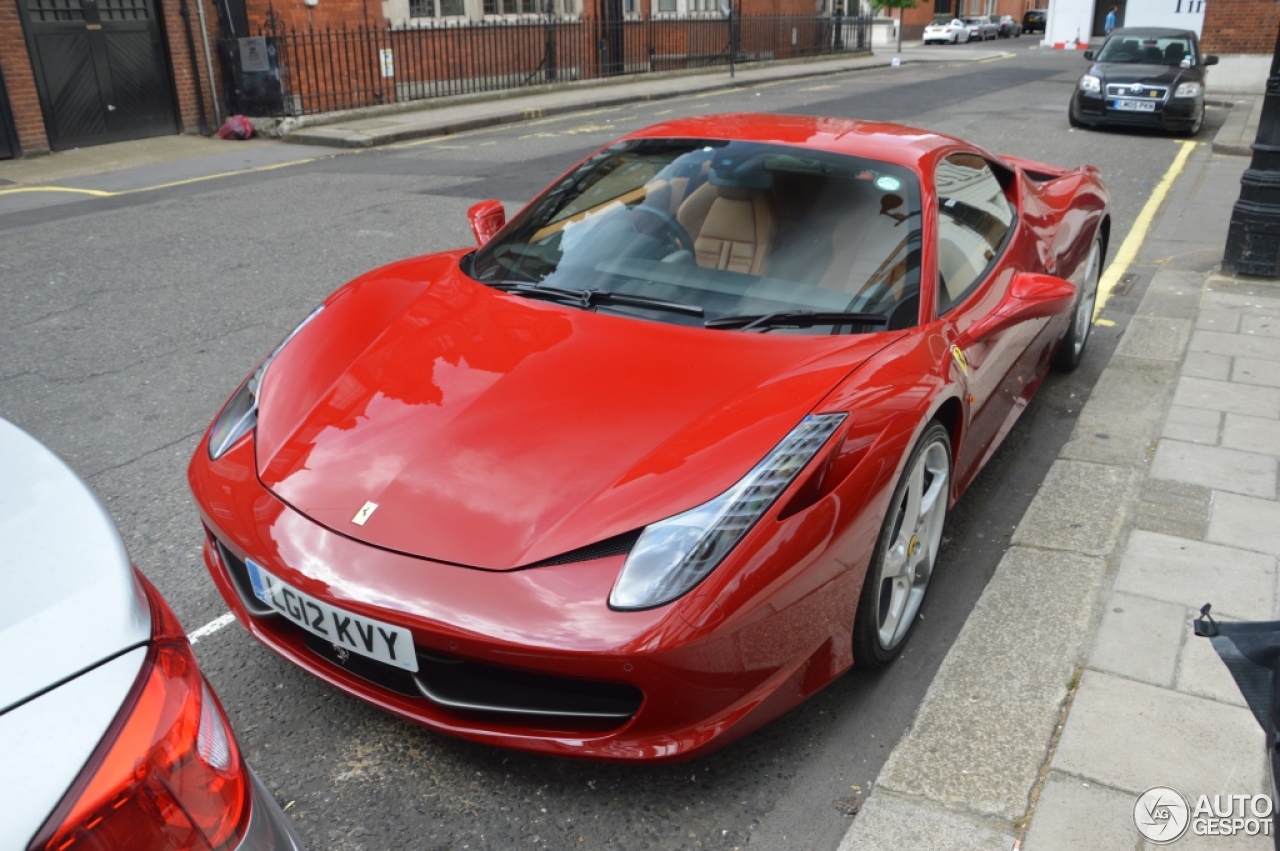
1105,83,1168,99
301,627,642,724
414,652,643,720
304,633,420,696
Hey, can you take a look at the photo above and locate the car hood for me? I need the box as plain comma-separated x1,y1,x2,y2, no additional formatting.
0,419,150,713
1091,62,1199,86
255,253,900,570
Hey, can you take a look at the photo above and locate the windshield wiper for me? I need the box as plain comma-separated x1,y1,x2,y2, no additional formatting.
489,282,705,317
706,311,889,331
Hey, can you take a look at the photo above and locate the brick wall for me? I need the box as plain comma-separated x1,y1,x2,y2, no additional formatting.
159,0,227,132
1202,0,1280,54
0,0,50,155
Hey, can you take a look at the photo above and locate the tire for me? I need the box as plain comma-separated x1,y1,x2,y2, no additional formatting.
853,422,952,668
1053,232,1104,371
1178,106,1204,137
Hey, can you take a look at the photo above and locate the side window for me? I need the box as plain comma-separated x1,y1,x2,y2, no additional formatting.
936,153,1014,314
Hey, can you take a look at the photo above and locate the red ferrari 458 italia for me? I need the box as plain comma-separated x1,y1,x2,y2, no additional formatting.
190,114,1109,761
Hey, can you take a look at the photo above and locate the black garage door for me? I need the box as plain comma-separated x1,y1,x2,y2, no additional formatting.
0,62,17,159
21,0,179,151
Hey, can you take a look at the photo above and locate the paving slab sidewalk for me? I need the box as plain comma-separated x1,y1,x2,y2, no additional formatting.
839,121,1275,849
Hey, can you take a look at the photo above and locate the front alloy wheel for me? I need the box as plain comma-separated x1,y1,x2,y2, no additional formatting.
854,422,951,666
1053,232,1103,371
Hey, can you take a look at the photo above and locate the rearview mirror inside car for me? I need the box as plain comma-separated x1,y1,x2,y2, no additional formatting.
467,200,507,246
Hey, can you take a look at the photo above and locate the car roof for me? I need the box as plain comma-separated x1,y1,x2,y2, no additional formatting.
1107,27,1197,38
624,113,976,171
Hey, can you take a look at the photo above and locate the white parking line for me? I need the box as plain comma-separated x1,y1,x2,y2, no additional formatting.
188,612,236,645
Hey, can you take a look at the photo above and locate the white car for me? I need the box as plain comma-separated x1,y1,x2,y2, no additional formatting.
0,418,302,851
924,18,972,44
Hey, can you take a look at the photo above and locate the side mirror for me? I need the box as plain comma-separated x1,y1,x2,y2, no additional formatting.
1204,54,1220,66
467,200,506,246
962,272,1077,342
1083,50,1094,60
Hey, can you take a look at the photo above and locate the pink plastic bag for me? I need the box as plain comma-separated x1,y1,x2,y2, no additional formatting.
217,115,255,140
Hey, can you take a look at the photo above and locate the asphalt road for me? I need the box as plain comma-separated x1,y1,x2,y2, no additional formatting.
0,39,1224,851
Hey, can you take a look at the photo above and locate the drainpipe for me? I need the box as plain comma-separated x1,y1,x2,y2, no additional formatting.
178,0,210,135
193,0,222,126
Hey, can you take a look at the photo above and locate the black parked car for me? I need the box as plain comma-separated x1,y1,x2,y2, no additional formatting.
1069,27,1218,135
1022,8,1046,34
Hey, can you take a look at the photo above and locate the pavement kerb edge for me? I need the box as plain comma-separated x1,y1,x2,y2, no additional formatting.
838,152,1208,848
278,50,1016,147
271,51,896,139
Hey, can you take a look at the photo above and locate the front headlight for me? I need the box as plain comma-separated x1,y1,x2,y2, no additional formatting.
207,305,324,460
1175,82,1202,98
608,413,846,610
1079,75,1101,93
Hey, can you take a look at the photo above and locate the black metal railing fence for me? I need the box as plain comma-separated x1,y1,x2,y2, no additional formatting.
222,14,870,117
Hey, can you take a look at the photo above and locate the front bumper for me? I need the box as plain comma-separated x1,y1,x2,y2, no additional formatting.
1071,90,1202,131
189,437,871,762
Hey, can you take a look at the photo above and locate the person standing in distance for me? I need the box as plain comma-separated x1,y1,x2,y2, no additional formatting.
1104,5,1117,34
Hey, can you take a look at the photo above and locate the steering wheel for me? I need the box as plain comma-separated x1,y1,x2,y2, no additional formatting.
628,205,697,254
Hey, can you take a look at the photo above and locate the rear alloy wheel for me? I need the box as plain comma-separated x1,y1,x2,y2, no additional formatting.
854,422,951,667
1053,232,1103,371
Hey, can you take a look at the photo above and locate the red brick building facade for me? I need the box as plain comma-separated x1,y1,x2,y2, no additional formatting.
0,0,222,157
1201,0,1280,54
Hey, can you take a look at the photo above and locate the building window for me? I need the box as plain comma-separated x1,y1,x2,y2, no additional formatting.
657,0,676,11
412,0,465,15
483,0,538,12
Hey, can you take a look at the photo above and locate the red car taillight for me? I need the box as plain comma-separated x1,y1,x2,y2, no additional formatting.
28,573,251,851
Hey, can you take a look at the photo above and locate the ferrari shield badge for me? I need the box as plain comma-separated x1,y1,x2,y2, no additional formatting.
352,501,379,526
951,345,970,376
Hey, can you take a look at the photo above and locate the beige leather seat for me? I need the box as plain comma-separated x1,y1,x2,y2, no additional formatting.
676,183,775,276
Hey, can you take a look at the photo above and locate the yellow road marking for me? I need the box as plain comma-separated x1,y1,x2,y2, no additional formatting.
978,53,1014,62
654,109,674,115
800,84,840,92
1093,140,1197,320
0,156,320,198
0,185,116,197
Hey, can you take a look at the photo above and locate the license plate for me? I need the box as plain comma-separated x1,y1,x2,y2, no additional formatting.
1112,99,1156,112
245,558,418,672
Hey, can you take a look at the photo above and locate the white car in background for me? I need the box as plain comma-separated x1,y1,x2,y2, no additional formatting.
924,18,972,44
0,418,302,851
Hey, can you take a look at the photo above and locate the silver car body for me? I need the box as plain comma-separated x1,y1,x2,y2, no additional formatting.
0,418,302,850
964,15,998,40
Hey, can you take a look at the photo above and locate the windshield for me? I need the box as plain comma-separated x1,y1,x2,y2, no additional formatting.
469,139,923,333
1097,34,1195,65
